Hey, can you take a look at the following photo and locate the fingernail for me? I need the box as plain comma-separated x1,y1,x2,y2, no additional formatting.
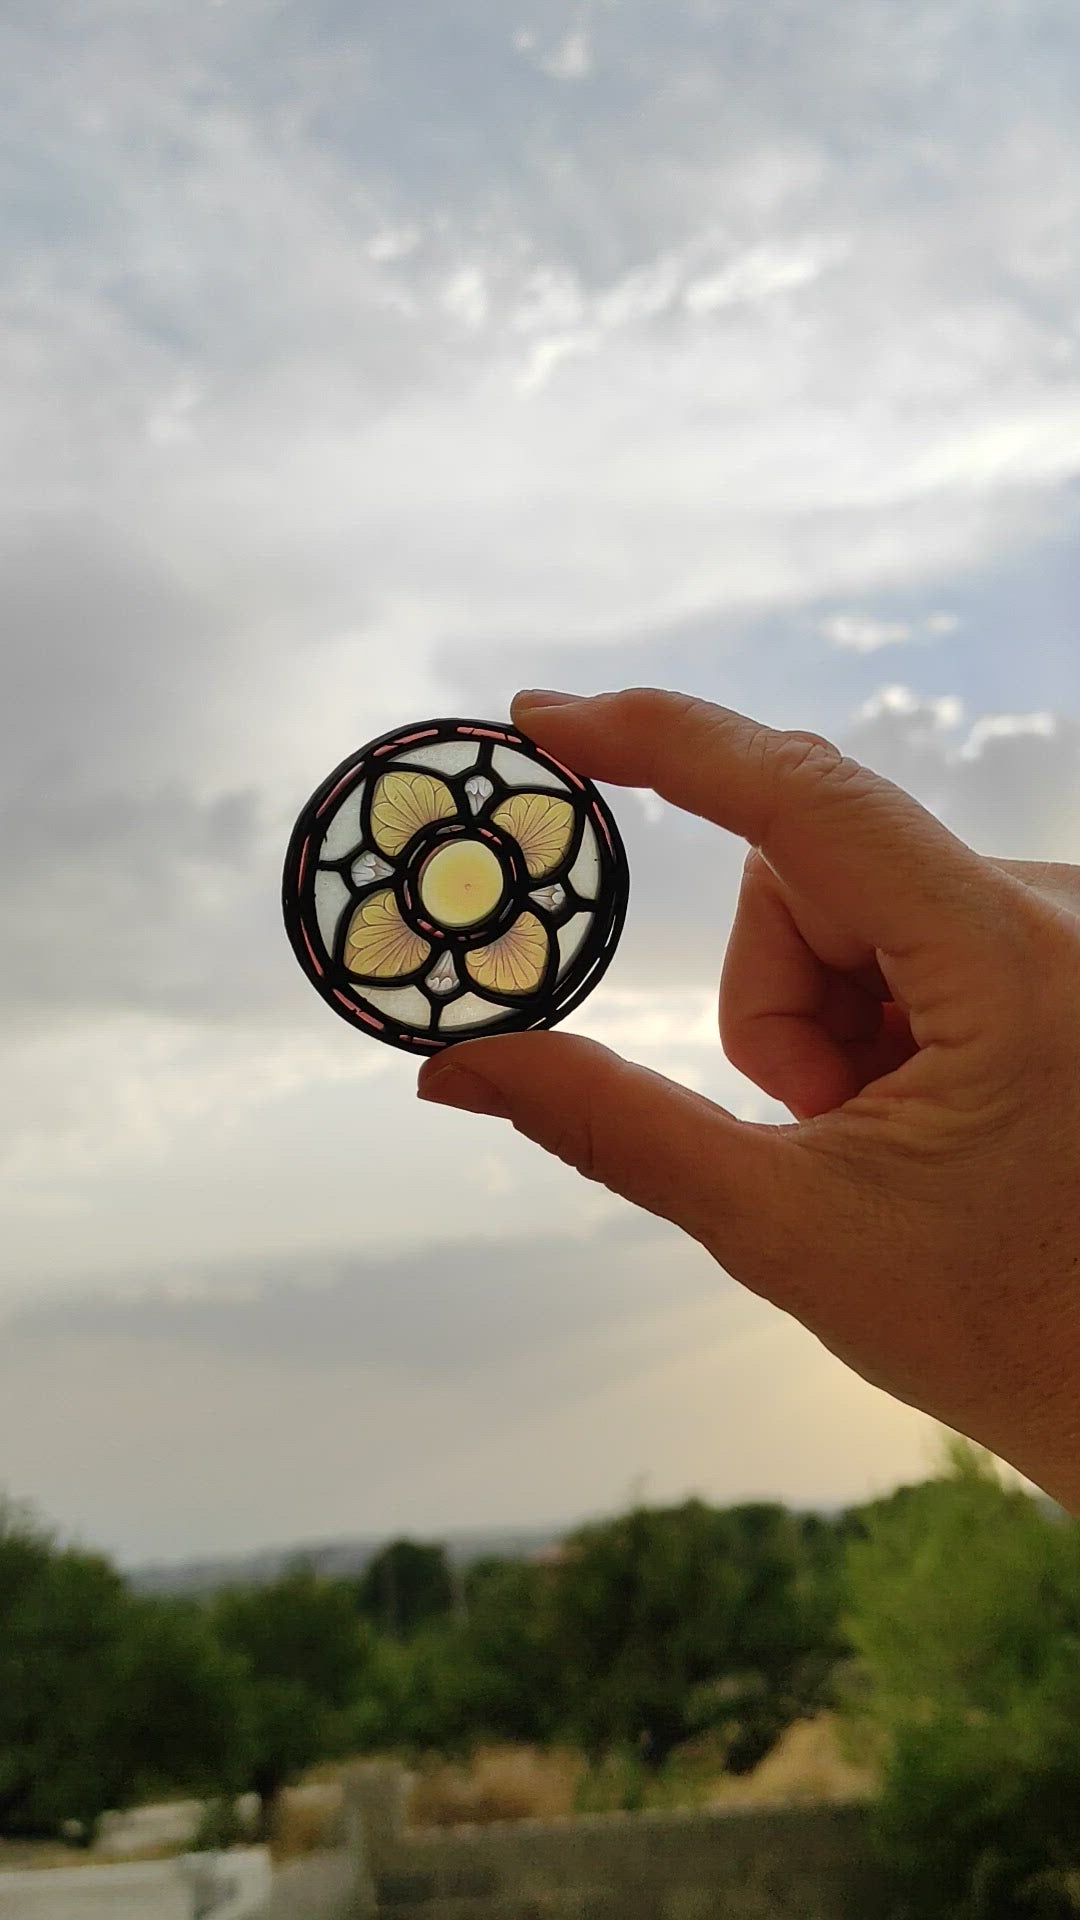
418,1066,511,1119
514,689,582,710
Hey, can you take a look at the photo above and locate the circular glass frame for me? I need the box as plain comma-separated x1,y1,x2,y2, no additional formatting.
282,717,629,1054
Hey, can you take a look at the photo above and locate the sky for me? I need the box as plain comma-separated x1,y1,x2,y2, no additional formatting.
2,0,1080,1565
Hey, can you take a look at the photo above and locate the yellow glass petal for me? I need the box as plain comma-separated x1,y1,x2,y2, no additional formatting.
370,770,456,857
491,792,574,880
344,889,431,979
466,911,548,996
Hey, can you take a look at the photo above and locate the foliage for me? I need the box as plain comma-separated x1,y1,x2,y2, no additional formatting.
0,1501,250,1840
355,1539,455,1639
191,1794,252,1852
548,1499,843,1768
212,1564,372,1829
845,1441,1080,1918
0,1503,133,1838
112,1598,250,1800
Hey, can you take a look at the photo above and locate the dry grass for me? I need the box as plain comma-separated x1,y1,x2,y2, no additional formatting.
708,1715,880,1808
408,1745,584,1828
399,1716,879,1830
270,1782,344,1861
0,1839,191,1873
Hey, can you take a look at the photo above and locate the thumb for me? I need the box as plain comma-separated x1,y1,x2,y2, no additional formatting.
417,1030,816,1286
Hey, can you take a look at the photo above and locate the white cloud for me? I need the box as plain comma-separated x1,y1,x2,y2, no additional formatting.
821,613,913,652
682,236,843,313
441,264,491,329
856,684,965,730
960,709,1057,760
539,25,592,80
5,0,1080,1553
368,223,422,263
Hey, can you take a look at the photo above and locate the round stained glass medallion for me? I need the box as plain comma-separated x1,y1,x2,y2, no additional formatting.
282,718,629,1054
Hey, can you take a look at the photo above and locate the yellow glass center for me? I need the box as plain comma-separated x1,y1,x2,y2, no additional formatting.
419,839,504,929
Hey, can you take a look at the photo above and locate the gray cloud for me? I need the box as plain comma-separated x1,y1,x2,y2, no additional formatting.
6,1215,714,1380
2,0,1079,1554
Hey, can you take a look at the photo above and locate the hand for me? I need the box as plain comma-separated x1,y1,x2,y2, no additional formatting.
418,688,1080,1514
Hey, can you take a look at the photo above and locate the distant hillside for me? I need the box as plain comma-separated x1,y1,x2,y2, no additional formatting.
127,1525,567,1596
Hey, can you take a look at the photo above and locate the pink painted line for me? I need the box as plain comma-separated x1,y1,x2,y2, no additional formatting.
301,926,325,977
333,989,384,1030
317,768,360,818
461,726,510,740
374,728,440,756
297,837,310,889
539,750,584,789
592,799,614,851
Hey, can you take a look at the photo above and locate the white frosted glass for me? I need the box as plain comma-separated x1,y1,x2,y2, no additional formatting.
318,781,366,861
361,986,431,1029
557,912,591,977
396,741,479,774
439,993,514,1031
313,869,350,952
568,819,600,900
491,746,569,791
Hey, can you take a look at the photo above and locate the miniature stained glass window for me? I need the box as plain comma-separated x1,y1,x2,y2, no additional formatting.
281,718,629,1054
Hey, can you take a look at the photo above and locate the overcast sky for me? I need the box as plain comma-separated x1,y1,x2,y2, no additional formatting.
3,0,1079,1565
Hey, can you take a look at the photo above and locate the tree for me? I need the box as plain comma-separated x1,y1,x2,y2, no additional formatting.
212,1565,371,1834
547,1499,841,1769
459,1557,562,1745
0,1499,251,1839
0,1503,135,1838
355,1540,454,1640
845,1441,1080,1918
112,1598,250,1801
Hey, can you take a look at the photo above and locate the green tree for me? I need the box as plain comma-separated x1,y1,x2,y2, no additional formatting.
459,1556,562,1745
0,1502,133,1838
355,1540,454,1640
112,1598,250,1801
548,1499,841,1769
213,1565,371,1833
845,1442,1080,1918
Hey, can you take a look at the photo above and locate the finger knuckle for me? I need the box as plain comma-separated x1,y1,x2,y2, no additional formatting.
741,846,776,889
772,729,847,781
551,1111,600,1184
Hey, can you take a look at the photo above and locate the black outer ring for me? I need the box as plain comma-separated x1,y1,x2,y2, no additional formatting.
281,717,630,1055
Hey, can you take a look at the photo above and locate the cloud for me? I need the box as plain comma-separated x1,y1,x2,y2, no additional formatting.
822,613,914,652
3,0,1080,1555
0,1213,941,1562
848,686,1080,859
539,25,593,80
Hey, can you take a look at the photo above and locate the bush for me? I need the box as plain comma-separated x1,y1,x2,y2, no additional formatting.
845,1442,1080,1918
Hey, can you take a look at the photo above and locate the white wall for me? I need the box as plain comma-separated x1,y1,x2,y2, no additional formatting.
0,1849,272,1920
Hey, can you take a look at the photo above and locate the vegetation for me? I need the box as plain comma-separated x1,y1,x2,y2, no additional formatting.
846,1441,1080,1918
5,1447,1080,1917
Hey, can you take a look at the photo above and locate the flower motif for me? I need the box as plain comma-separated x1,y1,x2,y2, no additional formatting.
336,763,577,1003
427,952,459,995
464,773,494,814
490,792,574,878
344,888,431,978
466,912,547,994
531,883,566,913
371,770,456,857
286,717,628,1055
351,850,393,887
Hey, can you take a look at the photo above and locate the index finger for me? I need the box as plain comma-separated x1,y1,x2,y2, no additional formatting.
511,688,1000,970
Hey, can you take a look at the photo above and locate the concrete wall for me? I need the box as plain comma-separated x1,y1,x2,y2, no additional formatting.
0,1848,272,1920
346,1766,889,1920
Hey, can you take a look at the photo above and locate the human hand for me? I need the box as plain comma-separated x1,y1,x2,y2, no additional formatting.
418,689,1080,1513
